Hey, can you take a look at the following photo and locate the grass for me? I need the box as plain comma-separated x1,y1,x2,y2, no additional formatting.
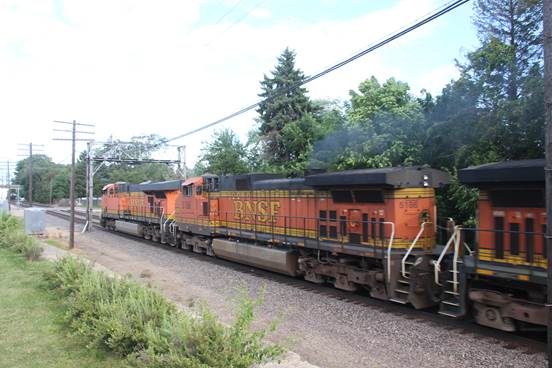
0,248,127,368
45,238,68,250
0,213,284,367
0,214,44,261
45,257,284,368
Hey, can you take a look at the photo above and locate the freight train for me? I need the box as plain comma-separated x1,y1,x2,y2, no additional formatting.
100,160,547,332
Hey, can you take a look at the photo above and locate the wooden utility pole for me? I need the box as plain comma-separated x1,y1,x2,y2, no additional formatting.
545,0,552,364
177,145,187,179
85,141,94,232
17,143,44,206
70,121,76,248
6,160,10,211
29,143,33,205
53,120,94,249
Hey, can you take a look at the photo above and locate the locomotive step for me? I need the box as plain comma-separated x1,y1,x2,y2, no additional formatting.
444,290,460,296
389,298,408,304
441,300,460,307
398,279,410,284
438,310,463,318
394,288,409,294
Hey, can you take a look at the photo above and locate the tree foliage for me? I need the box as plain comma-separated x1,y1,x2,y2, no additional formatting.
13,155,68,203
195,129,250,176
310,77,427,170
256,48,318,167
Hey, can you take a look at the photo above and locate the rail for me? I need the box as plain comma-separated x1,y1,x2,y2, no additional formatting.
433,225,461,291
401,222,429,278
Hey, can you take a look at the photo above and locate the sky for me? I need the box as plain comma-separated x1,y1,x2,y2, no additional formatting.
0,0,479,181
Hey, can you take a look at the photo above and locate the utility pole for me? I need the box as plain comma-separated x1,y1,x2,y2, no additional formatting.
7,160,10,212
49,178,53,205
177,145,187,179
53,120,95,249
29,144,32,205
85,141,94,232
545,0,552,364
17,143,44,206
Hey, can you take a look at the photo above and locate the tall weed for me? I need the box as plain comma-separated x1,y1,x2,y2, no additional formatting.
0,214,43,260
44,257,283,367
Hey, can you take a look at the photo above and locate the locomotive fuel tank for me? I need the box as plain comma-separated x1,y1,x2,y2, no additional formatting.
212,238,299,276
115,220,144,237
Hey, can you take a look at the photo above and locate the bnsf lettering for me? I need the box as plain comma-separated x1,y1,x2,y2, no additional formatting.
399,200,418,209
233,200,281,223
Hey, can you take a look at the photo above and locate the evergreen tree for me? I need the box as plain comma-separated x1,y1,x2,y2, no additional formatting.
256,48,317,166
472,0,543,101
450,0,544,162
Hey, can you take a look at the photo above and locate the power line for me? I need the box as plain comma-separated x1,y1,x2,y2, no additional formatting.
212,0,245,26
204,0,270,47
165,0,470,144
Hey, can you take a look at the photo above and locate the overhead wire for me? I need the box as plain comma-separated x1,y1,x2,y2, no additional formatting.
204,0,270,47
164,0,471,145
212,0,245,26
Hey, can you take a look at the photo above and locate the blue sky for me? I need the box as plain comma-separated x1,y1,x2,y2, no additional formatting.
0,0,479,176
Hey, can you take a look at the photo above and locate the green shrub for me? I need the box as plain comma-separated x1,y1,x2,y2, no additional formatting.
44,257,284,367
0,214,20,248
129,297,284,368
0,214,43,260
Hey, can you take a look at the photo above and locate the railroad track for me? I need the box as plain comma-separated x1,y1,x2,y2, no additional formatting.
44,208,547,355
16,202,52,208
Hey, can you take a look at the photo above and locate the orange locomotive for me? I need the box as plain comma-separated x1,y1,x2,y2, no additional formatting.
102,166,451,309
459,159,547,331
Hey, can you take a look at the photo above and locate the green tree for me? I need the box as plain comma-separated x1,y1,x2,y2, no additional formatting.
195,129,249,176
454,0,545,161
312,77,426,170
472,0,543,101
422,77,487,169
348,77,422,126
13,155,68,203
256,48,317,165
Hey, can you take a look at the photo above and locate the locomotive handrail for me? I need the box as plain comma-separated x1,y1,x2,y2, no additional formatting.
162,211,174,235
159,207,165,229
463,241,474,256
433,225,461,290
401,222,430,278
384,221,396,282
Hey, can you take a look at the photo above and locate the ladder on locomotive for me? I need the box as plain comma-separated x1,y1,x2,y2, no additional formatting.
434,226,467,318
390,222,430,304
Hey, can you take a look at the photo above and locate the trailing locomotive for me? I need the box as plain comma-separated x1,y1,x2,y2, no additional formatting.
458,159,547,331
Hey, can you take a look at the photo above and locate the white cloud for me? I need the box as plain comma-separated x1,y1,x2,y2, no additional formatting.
0,0,474,173
250,7,270,19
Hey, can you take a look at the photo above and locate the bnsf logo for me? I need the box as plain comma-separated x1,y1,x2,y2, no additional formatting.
233,200,281,223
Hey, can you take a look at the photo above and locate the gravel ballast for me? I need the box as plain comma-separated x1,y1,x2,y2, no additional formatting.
43,213,545,368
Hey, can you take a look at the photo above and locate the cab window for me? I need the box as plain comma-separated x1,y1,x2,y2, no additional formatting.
183,185,193,197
